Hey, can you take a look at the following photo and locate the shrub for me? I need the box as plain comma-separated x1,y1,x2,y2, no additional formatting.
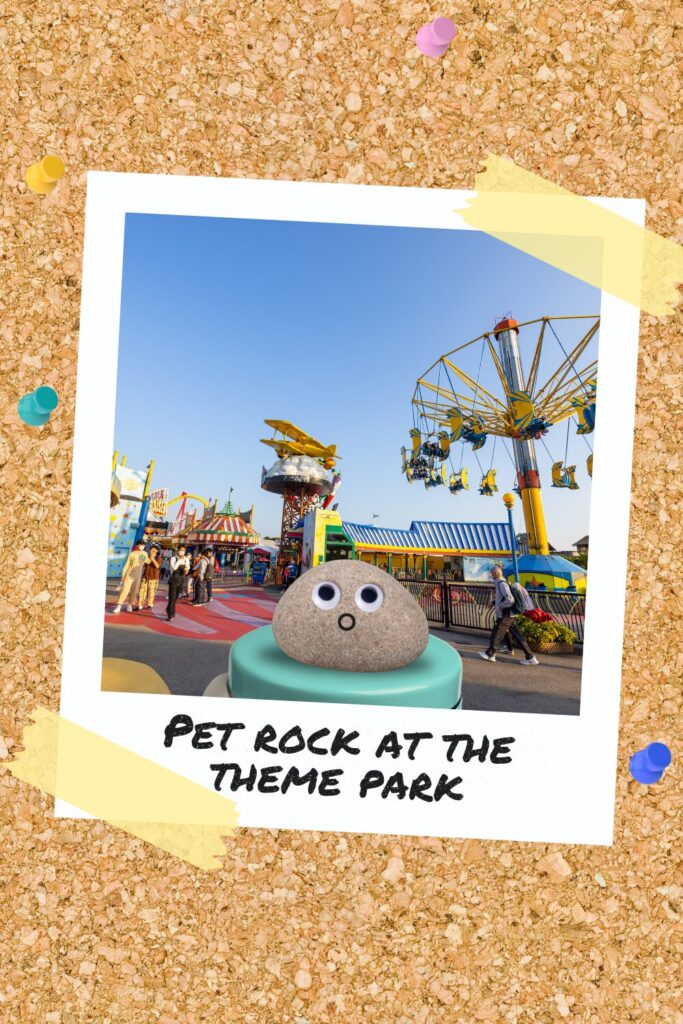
515,614,576,646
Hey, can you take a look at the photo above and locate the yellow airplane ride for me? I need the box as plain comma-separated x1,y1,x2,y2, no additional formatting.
261,419,340,470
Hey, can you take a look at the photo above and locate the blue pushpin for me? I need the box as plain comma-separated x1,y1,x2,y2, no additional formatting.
629,742,672,784
18,386,59,426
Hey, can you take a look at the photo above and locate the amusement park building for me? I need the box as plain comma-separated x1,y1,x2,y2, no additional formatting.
289,508,585,589
170,504,260,566
341,520,586,590
342,520,512,577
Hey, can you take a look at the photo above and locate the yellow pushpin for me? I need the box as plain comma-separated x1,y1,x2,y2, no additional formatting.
25,155,65,196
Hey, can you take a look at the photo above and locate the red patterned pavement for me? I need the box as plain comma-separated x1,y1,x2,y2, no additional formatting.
104,587,278,643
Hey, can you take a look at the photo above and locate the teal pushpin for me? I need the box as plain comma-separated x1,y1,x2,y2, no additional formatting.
18,386,59,426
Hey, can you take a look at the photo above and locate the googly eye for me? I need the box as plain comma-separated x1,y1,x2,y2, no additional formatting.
355,583,384,612
312,581,341,610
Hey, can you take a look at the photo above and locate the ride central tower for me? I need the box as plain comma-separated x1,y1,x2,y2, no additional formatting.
493,318,549,556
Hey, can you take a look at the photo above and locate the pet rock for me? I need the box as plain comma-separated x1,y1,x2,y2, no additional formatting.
272,561,428,672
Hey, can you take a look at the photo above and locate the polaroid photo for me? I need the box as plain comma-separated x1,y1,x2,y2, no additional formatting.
59,173,642,843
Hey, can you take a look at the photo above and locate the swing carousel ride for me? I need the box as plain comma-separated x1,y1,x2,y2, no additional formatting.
403,315,599,591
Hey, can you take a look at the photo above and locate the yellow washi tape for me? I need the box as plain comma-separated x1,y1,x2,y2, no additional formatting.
8,708,238,870
461,156,683,317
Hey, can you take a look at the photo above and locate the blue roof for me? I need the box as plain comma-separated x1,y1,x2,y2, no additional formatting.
503,553,585,578
343,520,511,553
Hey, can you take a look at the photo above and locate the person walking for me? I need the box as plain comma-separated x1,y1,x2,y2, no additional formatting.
204,548,215,602
192,550,209,605
510,579,534,612
180,551,194,601
138,545,162,610
497,580,535,656
161,551,171,582
166,546,190,621
479,566,538,665
283,558,299,590
111,540,147,614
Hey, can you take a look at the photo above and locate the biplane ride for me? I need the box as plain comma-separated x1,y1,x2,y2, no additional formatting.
261,419,340,469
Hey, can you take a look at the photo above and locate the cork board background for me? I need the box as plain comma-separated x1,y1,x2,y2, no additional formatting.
1,1,681,1021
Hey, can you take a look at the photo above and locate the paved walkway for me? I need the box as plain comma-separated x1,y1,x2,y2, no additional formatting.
431,627,581,716
102,582,581,714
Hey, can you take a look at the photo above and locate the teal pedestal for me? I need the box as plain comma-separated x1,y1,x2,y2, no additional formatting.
228,627,462,709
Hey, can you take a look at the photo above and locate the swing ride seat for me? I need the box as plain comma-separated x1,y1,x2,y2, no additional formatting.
575,404,596,434
461,413,488,450
518,417,551,440
479,469,497,495
551,461,571,488
448,468,469,494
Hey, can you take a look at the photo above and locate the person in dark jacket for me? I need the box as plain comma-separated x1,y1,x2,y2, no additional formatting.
204,547,215,602
166,547,190,621
479,566,538,665
283,559,299,589
192,550,209,605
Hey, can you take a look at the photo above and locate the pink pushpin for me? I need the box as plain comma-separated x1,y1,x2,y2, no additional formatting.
416,16,457,58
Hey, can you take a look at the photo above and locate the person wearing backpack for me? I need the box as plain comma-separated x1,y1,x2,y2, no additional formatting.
479,566,538,665
192,550,209,605
496,580,535,656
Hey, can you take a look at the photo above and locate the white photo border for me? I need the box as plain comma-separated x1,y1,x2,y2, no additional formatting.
58,173,643,844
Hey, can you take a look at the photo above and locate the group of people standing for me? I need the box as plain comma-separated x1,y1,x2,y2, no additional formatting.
111,540,162,615
165,546,216,621
110,541,217,622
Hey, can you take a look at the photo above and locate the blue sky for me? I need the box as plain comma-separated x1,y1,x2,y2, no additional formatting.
114,213,600,549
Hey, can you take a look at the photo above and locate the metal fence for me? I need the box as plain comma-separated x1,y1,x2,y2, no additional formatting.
394,578,447,624
394,577,586,644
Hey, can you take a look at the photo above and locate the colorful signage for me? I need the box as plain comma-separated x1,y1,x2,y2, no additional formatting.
107,464,147,578
149,487,169,518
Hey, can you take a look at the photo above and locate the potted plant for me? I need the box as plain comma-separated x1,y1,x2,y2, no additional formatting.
515,613,576,654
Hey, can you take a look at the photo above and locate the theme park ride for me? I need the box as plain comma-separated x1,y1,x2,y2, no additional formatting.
260,420,342,579
405,315,599,590
166,491,210,535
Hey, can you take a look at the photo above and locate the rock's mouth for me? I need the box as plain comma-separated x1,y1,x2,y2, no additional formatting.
338,613,356,631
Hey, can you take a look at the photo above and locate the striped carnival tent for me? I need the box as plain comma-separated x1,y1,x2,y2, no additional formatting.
182,512,260,547
343,520,511,557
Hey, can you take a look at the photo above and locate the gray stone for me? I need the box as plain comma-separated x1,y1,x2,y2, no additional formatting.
272,561,428,672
